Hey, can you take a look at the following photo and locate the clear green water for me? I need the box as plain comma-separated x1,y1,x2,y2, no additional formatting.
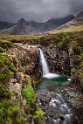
35,75,71,90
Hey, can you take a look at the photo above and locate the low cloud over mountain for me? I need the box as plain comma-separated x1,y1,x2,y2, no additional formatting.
0,0,83,22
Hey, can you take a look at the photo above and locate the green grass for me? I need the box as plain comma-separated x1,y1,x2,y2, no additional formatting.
0,54,15,84
0,30,83,49
55,25,83,33
22,86,36,105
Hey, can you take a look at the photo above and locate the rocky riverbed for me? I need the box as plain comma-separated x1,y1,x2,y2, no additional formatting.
36,87,83,124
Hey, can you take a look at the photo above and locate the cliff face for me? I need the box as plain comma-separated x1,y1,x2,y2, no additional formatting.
7,43,82,85
0,43,44,124
7,43,83,124
0,31,83,123
0,31,82,84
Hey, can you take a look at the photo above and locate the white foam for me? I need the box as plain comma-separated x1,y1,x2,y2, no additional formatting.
49,98,57,107
43,73,60,79
56,93,64,103
63,114,73,124
68,78,71,81
39,49,49,75
52,119,60,124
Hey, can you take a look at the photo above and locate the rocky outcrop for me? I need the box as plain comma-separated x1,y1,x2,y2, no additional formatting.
8,44,40,83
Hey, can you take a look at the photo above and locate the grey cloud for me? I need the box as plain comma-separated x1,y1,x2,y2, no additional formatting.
0,0,83,22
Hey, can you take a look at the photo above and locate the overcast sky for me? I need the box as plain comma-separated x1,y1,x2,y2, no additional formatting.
0,0,83,22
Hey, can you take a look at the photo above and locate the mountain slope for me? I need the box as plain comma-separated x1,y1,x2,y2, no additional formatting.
0,21,15,30
52,10,83,33
27,15,74,31
0,15,74,35
0,18,38,35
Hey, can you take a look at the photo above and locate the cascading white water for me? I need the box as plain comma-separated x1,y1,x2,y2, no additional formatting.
38,49,73,124
49,93,73,124
39,48,60,78
39,48,49,75
39,48,71,81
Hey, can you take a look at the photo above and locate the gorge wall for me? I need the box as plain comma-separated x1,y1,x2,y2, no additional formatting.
0,31,83,124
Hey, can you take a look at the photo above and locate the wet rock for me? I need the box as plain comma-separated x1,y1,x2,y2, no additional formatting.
36,86,83,124
36,89,74,124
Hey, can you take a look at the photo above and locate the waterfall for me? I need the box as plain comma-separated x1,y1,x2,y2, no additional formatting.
39,48,60,78
39,48,49,75
37,49,72,124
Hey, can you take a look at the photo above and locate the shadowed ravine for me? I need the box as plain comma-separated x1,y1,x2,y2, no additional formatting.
36,49,73,124
13,44,76,124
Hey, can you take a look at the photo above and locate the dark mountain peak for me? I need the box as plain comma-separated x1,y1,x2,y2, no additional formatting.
46,15,74,24
77,10,83,17
18,18,25,22
44,15,74,31
17,18,26,26
76,10,83,21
